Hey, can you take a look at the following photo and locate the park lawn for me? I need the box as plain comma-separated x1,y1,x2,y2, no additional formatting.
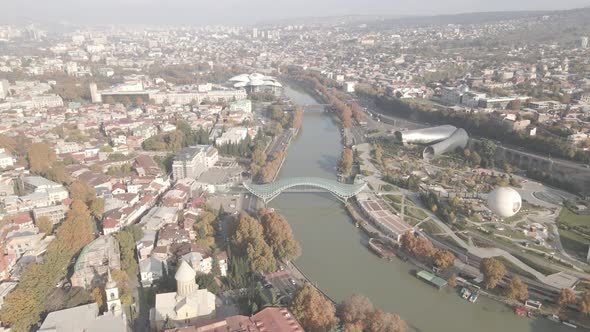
406,206,428,220
420,220,443,234
385,195,402,204
558,228,588,257
512,253,559,276
495,228,528,241
494,256,537,280
558,208,590,227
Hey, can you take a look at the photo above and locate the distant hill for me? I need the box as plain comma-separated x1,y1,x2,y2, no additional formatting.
371,10,554,28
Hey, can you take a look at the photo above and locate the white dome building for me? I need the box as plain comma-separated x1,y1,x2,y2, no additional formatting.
487,187,522,218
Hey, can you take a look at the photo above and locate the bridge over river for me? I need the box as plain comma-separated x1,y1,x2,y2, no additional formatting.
243,177,367,204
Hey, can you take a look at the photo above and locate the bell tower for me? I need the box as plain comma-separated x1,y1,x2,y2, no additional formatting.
105,269,122,316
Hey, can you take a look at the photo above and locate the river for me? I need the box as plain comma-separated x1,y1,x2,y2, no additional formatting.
268,85,573,332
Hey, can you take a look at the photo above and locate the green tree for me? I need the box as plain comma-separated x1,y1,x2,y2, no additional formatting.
165,130,185,152
115,228,139,277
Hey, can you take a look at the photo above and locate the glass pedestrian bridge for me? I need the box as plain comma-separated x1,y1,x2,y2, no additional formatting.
243,177,367,204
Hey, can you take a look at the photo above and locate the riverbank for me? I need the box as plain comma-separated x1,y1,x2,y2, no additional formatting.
345,196,590,330
277,83,574,332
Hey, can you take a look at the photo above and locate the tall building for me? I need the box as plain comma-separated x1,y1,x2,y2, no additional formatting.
0,79,9,100
578,36,588,49
89,83,102,103
172,145,218,180
252,28,258,39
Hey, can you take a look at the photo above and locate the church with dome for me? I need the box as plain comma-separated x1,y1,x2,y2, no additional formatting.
150,260,217,331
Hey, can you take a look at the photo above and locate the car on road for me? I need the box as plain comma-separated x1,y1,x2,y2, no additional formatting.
289,278,297,285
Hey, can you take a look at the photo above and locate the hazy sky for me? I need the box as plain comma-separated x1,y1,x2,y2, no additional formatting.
1,0,589,25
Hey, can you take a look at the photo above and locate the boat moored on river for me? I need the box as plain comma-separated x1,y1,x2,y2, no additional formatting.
368,238,396,260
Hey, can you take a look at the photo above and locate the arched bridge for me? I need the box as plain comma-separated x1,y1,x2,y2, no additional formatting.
243,177,367,204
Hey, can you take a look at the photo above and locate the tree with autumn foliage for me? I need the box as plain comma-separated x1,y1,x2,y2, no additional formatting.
91,287,107,313
366,310,406,332
400,231,418,253
413,237,435,261
69,180,97,204
56,200,95,254
249,149,267,178
259,208,301,262
339,294,407,332
351,102,365,123
292,106,304,130
447,274,458,288
339,294,374,328
580,290,590,315
27,142,56,174
558,288,577,309
479,257,506,290
0,199,95,331
259,151,284,183
400,232,438,263
505,276,528,301
36,216,53,235
340,148,353,175
193,210,217,247
433,250,455,270
230,211,276,273
290,283,336,332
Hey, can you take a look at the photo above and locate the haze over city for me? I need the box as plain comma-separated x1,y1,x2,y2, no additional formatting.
1,0,590,24
0,2,589,332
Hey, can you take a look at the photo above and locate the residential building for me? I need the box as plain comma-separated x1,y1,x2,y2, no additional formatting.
0,149,13,168
33,204,68,225
172,145,218,180
215,127,248,146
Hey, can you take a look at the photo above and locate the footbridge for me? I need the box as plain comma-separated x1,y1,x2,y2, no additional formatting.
243,177,367,204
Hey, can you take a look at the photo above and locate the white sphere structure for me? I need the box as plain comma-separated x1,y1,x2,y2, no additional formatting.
487,187,522,218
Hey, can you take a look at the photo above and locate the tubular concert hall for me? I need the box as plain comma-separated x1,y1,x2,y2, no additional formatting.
395,125,469,160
